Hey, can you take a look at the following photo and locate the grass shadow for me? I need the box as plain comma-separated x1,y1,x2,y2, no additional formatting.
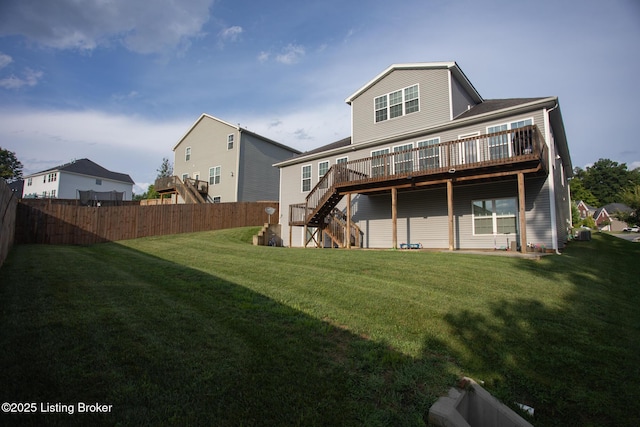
0,240,454,426
424,234,640,426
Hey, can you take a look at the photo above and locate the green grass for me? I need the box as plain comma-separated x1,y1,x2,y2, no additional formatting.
1,228,639,426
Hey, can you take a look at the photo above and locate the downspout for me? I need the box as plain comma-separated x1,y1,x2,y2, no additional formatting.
544,103,562,255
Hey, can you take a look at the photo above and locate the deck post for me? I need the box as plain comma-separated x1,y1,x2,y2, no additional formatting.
391,187,398,249
518,172,527,252
346,193,352,249
447,179,454,251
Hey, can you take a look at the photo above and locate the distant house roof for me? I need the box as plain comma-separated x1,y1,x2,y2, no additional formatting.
594,203,632,219
173,113,301,154
25,158,135,185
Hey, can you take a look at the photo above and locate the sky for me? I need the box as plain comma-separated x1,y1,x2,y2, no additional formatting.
1,0,639,194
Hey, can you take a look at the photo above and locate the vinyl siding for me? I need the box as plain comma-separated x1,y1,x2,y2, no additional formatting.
238,132,296,202
351,69,451,145
174,116,239,202
451,73,478,118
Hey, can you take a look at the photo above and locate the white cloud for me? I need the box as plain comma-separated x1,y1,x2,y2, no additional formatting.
219,26,243,43
257,51,270,63
0,68,43,89
0,0,214,54
0,108,191,189
276,44,305,65
0,52,12,69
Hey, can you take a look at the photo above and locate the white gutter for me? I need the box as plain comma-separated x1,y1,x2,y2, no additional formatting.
544,103,561,254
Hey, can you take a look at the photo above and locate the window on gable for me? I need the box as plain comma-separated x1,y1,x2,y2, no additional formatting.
301,165,311,192
209,166,221,185
27,178,32,186
227,134,234,150
96,179,102,185
374,84,419,123
185,147,191,161
374,95,388,123
472,198,517,235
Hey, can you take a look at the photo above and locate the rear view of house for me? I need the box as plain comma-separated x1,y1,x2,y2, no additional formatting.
276,62,572,252
161,114,301,204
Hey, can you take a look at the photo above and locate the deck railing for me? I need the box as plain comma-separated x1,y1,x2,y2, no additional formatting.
302,124,546,225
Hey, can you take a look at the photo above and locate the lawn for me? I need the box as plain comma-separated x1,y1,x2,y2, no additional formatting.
1,228,639,426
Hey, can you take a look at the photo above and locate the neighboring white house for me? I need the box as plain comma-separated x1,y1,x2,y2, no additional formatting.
22,158,135,203
276,62,573,252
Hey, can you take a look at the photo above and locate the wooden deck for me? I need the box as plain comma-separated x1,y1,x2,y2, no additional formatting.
290,125,548,233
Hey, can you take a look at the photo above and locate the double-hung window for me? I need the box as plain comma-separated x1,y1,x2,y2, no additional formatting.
318,161,329,189
374,84,419,123
371,148,390,177
185,147,191,161
209,166,221,185
472,198,518,235
227,134,234,150
418,138,440,170
487,118,533,159
393,143,413,174
301,165,312,192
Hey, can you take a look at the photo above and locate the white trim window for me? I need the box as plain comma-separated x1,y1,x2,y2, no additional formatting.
212,196,221,203
371,148,390,177
318,161,329,189
185,147,191,161
209,166,221,185
181,173,189,182
418,137,441,170
487,118,534,159
336,157,348,164
393,143,413,174
227,134,234,150
472,198,518,235
456,132,480,165
374,84,419,123
301,164,312,192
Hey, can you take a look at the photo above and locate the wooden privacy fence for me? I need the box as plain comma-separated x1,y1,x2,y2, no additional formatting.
15,200,279,245
1,179,18,267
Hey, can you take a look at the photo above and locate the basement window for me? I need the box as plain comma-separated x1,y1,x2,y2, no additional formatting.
472,198,517,235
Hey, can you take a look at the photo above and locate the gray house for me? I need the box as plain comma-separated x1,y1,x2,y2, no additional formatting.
276,62,572,252
167,113,301,203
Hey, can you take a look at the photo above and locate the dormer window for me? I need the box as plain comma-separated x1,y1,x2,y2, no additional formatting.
374,84,419,123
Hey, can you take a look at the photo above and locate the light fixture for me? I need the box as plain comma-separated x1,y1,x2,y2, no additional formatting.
448,168,456,174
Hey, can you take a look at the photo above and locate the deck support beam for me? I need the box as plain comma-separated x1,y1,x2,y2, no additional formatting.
346,193,352,249
447,179,454,251
391,187,398,249
518,172,527,252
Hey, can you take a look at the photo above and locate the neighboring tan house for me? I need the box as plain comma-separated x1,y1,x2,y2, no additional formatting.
593,203,633,231
22,158,134,203
165,114,300,203
276,62,572,252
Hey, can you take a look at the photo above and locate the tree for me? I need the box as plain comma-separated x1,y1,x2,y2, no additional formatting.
616,184,640,226
569,177,599,206
156,157,173,179
580,159,636,205
0,147,23,182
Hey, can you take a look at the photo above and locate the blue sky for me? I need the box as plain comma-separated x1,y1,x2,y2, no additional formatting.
1,0,639,194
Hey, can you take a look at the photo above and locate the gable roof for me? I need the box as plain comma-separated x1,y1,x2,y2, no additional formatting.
454,98,548,120
345,61,483,104
594,203,632,219
26,158,135,184
173,113,301,154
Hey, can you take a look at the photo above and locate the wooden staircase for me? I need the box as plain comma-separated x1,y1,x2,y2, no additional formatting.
304,166,363,248
154,176,209,204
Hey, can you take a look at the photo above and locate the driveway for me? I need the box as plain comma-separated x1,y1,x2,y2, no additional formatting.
611,232,640,242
